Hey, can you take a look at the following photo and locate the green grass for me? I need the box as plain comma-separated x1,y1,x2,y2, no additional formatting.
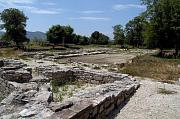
119,55,180,83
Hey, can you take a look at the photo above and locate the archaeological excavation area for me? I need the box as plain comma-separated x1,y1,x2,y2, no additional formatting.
0,48,155,119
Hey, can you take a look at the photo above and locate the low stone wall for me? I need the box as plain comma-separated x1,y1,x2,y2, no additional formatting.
42,67,129,85
50,81,139,119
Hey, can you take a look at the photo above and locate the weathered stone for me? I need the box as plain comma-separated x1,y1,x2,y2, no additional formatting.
1,91,17,105
30,75,50,83
39,83,51,91
23,67,32,74
9,82,38,91
32,91,53,103
50,109,77,119
0,57,140,119
19,103,54,118
1,90,37,105
49,101,73,112
1,70,32,83
1,66,22,70
0,113,20,119
105,104,115,116
69,100,93,118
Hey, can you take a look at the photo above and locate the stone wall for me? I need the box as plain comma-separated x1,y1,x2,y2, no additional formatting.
41,67,140,119
50,81,139,119
42,67,129,85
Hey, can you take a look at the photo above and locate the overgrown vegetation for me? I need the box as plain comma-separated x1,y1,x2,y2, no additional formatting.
119,55,180,83
50,80,84,102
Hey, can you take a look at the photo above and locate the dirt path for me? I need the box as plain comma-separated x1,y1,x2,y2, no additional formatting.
108,78,180,119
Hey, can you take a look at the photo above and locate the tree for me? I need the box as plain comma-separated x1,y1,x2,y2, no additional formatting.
142,0,180,56
113,25,125,46
46,25,64,48
79,36,89,45
0,8,29,48
90,31,109,45
125,16,146,47
72,34,81,44
90,31,100,44
63,25,74,44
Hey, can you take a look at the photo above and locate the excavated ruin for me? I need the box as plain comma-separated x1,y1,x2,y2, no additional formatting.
0,49,149,119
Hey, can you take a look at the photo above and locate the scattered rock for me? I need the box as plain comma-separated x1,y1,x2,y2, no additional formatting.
32,91,53,103
19,103,54,118
9,82,38,91
1,91,17,105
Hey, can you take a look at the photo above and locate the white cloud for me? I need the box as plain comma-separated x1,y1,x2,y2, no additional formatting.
8,0,35,4
113,4,146,11
0,0,61,15
70,17,111,21
80,10,104,14
18,6,61,14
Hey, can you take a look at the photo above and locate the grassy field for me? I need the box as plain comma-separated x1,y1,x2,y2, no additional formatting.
119,55,180,83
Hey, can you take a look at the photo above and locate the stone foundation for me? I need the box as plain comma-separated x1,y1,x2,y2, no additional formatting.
50,80,139,119
0,59,140,119
41,67,130,85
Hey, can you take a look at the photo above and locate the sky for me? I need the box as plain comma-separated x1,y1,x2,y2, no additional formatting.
0,0,146,38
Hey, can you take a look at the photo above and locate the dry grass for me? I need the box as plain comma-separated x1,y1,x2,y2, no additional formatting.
0,48,22,58
158,88,177,95
119,55,180,83
0,48,30,60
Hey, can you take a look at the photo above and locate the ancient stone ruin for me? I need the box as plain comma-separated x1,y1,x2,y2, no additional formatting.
0,49,143,119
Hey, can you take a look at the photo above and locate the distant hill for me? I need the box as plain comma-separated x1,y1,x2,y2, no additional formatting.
26,31,46,40
0,31,46,40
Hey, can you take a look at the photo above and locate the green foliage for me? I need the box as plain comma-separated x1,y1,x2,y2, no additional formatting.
90,31,109,45
46,25,64,47
46,25,74,47
0,8,29,48
113,24,125,45
125,15,146,48
79,36,89,45
142,0,180,56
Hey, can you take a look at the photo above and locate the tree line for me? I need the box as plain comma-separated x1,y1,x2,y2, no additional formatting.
0,8,110,48
0,0,180,57
113,0,180,57
46,25,110,48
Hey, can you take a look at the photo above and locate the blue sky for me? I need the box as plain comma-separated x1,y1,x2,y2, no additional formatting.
0,0,146,38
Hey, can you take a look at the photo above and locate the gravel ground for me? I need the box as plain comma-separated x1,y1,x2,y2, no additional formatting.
108,78,180,119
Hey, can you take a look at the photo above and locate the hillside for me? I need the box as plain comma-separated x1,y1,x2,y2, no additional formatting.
0,31,46,40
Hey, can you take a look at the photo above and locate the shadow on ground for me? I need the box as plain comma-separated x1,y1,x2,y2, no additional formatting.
106,92,136,119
